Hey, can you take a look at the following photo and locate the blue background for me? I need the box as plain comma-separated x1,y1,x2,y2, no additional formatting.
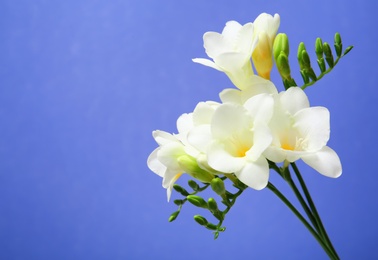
0,0,376,259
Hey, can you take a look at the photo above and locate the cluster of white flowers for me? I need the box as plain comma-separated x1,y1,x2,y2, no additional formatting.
148,13,342,201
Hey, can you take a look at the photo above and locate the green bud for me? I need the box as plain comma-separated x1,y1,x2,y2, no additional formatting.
276,52,291,80
343,45,353,56
173,184,189,196
168,211,180,222
187,195,208,208
317,58,326,73
301,50,311,68
208,198,218,212
206,223,218,231
315,38,323,59
297,42,307,70
273,33,290,61
210,178,226,197
174,199,184,206
194,215,208,226
188,180,199,191
323,42,334,68
334,33,342,57
177,155,214,183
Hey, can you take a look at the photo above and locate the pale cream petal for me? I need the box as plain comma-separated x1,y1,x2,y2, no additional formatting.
207,141,245,173
192,58,223,71
147,148,166,177
301,146,342,178
235,156,269,190
279,87,309,115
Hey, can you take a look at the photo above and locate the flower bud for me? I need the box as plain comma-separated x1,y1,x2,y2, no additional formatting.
194,215,208,226
297,42,307,70
168,211,180,222
188,180,199,191
173,184,189,196
315,38,323,59
177,155,214,183
187,195,208,208
208,198,219,212
210,178,226,197
323,42,334,68
273,33,289,61
252,32,274,80
276,52,291,80
334,32,342,57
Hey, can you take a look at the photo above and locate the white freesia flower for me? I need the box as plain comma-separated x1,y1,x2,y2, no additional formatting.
264,87,342,178
219,75,278,105
192,21,258,90
252,13,280,80
190,93,274,190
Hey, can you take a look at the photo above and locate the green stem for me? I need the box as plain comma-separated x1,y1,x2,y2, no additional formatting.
267,182,337,259
290,163,339,259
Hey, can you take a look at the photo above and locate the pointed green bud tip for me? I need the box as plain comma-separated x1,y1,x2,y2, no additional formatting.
194,215,208,226
323,42,334,67
177,155,214,183
173,184,189,196
315,38,323,59
210,178,226,196
208,198,219,212
169,211,180,222
334,33,342,46
301,50,311,67
276,52,291,79
187,195,208,208
297,42,306,69
343,45,353,56
273,33,290,62
188,180,199,191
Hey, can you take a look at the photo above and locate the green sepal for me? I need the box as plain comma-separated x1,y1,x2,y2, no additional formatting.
173,184,189,196
187,195,208,209
194,215,208,226
168,211,180,222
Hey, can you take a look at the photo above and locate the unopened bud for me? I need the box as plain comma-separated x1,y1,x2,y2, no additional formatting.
276,52,291,79
187,195,208,208
273,33,290,61
173,184,189,196
323,42,334,68
297,42,307,70
168,211,180,222
194,215,208,226
210,178,226,197
177,155,214,183
188,180,199,191
208,198,219,212
252,32,274,80
334,33,342,57
315,38,323,59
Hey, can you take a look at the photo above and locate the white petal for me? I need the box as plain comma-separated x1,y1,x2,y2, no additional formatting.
222,21,243,39
211,103,251,139
219,88,242,104
207,141,245,173
280,87,309,115
177,113,193,134
187,125,212,153
244,93,274,123
237,22,256,55
192,102,216,125
301,146,342,178
157,142,185,172
246,124,272,161
203,32,231,58
235,156,269,190
253,13,280,40
293,107,330,151
165,172,182,202
264,146,286,163
153,130,177,145
192,58,223,71
147,148,166,177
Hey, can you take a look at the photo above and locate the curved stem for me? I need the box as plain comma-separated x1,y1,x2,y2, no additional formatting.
267,182,337,259
291,163,339,259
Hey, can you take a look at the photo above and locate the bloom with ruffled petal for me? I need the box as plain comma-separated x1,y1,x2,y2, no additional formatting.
147,113,215,201
252,13,280,80
192,21,258,90
263,87,342,178
200,93,274,190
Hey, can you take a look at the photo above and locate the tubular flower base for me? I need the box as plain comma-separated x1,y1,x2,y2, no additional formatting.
148,12,352,260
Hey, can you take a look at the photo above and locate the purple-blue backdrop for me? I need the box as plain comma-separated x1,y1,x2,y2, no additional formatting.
0,0,376,259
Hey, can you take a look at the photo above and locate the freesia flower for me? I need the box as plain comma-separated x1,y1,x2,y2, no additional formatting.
192,21,258,90
264,87,342,178
192,93,274,190
252,13,280,80
147,113,215,201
